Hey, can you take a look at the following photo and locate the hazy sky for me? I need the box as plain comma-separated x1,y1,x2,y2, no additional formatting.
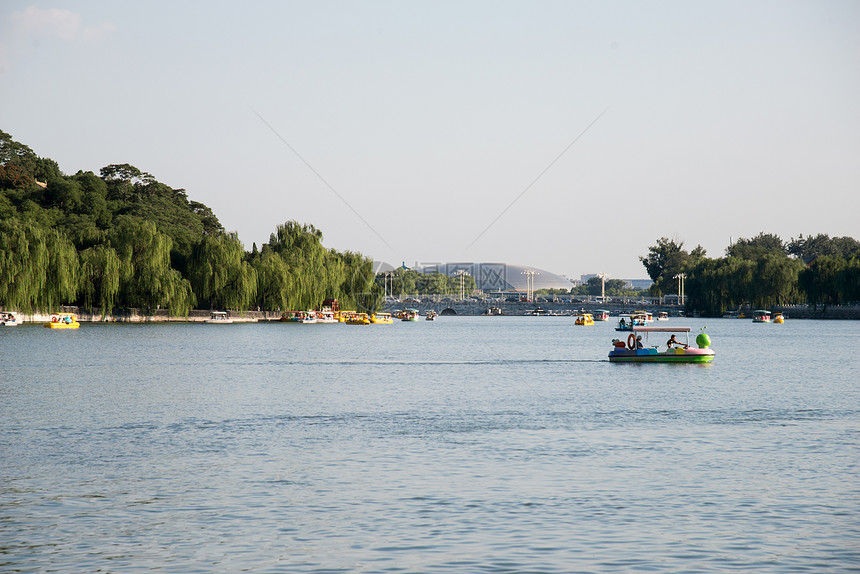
2,1,858,279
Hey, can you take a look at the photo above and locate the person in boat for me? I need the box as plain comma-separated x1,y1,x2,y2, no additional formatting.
619,318,626,328
635,335,644,349
667,334,688,349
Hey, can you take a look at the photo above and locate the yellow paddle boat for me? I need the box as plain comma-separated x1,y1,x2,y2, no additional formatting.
45,312,80,329
575,313,595,326
346,313,371,325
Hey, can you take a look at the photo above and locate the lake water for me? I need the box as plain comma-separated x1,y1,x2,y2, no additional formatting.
1,317,858,573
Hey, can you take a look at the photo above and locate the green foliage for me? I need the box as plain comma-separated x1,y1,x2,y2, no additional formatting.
682,230,857,315
79,244,123,316
110,217,195,315
189,232,257,310
100,163,222,264
582,277,628,296
639,237,706,297
685,254,805,316
0,131,375,317
798,255,846,308
252,247,291,311
0,218,79,313
788,234,860,263
246,221,377,313
726,233,786,259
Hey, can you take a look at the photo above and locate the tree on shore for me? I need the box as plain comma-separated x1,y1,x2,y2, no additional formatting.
0,130,375,316
189,232,256,310
111,218,195,315
639,237,706,297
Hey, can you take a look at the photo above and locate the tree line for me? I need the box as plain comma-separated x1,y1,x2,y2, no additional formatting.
4,129,857,317
0,130,377,316
640,233,860,316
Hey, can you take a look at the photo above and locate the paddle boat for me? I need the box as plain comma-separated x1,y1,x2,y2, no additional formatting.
526,307,551,316
425,310,437,321
401,309,419,322
593,309,611,321
370,312,393,324
615,312,649,331
45,312,80,329
752,310,771,323
575,313,595,326
204,311,233,324
336,310,356,322
1,311,20,326
773,312,785,324
346,312,371,325
609,326,714,363
280,311,317,323
314,310,338,323
656,311,669,321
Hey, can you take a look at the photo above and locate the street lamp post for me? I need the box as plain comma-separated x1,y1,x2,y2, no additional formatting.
455,269,470,301
598,272,607,303
674,273,687,306
521,270,539,302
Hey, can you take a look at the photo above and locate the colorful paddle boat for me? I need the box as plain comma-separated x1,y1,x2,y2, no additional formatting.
752,310,771,323
615,312,649,331
593,309,611,322
773,312,785,324
204,311,233,324
608,326,714,363
574,313,595,326
1,311,20,326
45,312,80,329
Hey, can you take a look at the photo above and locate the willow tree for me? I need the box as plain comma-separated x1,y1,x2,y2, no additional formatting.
0,218,78,313
187,232,257,310
110,217,195,314
79,243,124,316
267,221,330,310
39,227,80,311
751,254,804,307
251,247,291,311
840,256,860,304
337,251,377,312
799,255,846,308
257,221,376,312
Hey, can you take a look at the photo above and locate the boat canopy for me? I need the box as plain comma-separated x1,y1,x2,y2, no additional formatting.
632,326,691,332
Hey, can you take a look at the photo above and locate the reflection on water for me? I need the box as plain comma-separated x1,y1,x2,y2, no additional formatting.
1,318,858,572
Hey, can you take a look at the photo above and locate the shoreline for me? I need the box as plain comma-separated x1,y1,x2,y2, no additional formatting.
5,303,859,322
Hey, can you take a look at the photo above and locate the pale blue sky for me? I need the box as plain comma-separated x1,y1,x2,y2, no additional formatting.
2,1,858,279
